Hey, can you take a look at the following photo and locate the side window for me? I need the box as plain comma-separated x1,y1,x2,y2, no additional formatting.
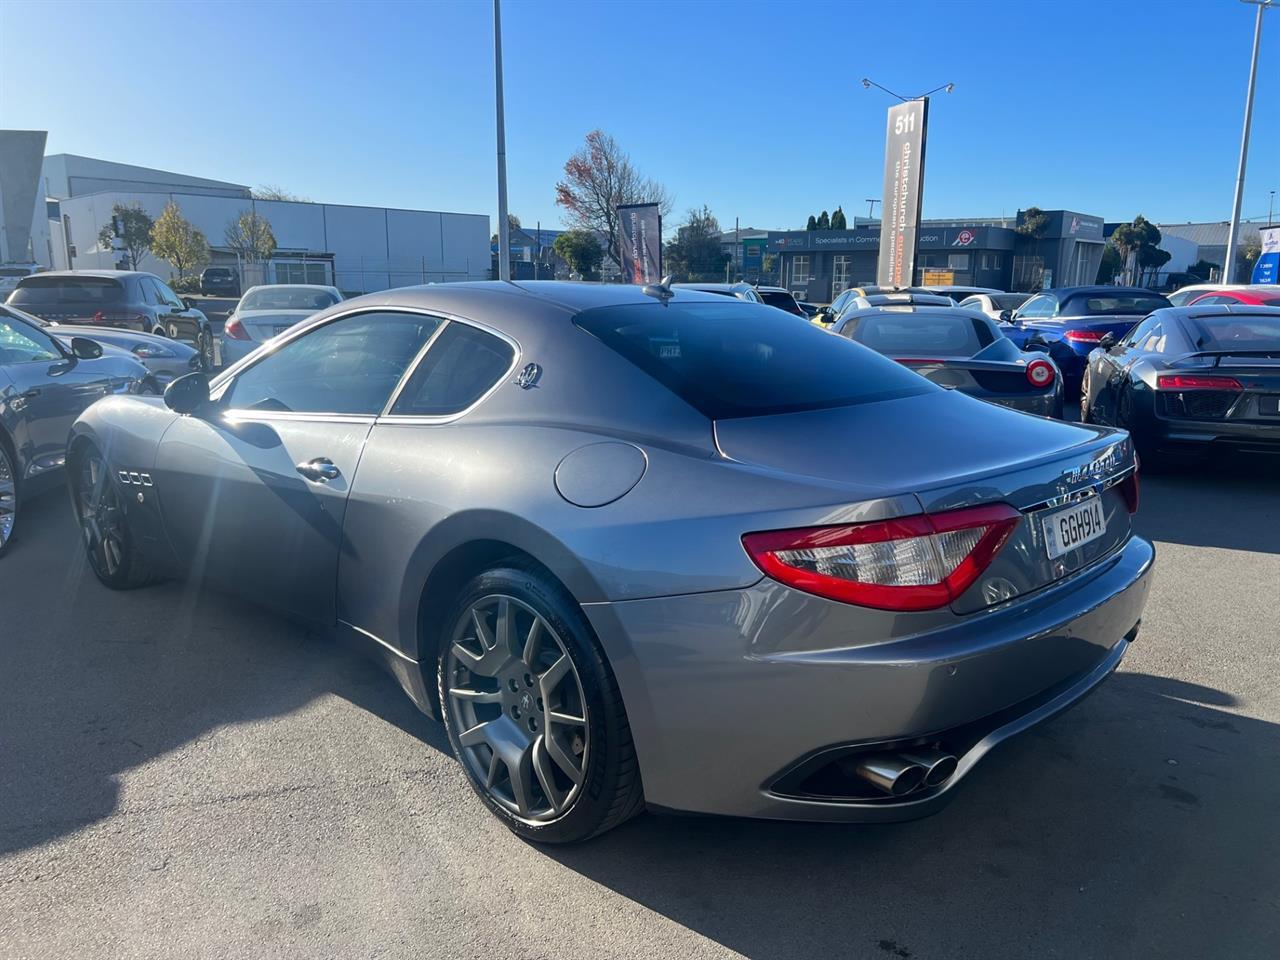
390,322,515,417
1121,318,1154,348
1139,322,1166,353
1017,295,1055,319
154,278,184,309
140,278,162,306
1195,295,1229,305
223,311,443,415
0,314,63,363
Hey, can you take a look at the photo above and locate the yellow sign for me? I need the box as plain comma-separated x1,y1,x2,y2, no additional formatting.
921,269,955,285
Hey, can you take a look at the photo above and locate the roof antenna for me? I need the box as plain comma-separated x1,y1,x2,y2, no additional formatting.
642,275,675,304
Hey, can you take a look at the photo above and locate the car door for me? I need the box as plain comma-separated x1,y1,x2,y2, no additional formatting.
1093,318,1156,424
0,311,115,477
151,308,444,623
150,277,202,344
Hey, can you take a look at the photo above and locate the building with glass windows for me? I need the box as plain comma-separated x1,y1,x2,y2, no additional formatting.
761,210,1105,302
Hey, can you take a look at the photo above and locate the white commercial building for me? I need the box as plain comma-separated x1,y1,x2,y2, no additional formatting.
36,151,490,293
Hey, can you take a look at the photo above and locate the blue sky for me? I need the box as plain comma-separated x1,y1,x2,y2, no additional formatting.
2,0,1278,231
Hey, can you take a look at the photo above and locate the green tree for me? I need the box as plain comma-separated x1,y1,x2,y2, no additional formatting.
830,206,847,230
552,230,603,280
805,215,817,231
816,210,831,230
1138,245,1171,285
150,200,209,280
1237,240,1262,282
1110,215,1162,284
664,205,730,281
1097,244,1122,284
491,213,522,245
224,210,277,263
1188,259,1217,281
97,202,154,270
1016,206,1050,239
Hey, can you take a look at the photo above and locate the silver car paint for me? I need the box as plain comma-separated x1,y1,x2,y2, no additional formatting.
69,281,1153,822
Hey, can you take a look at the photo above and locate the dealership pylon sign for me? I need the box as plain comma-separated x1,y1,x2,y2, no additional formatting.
617,203,662,284
1253,227,1280,286
876,99,928,289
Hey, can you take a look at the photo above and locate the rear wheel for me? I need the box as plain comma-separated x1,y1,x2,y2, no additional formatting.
1079,369,1093,422
0,441,18,558
197,329,215,371
72,444,156,589
438,566,644,843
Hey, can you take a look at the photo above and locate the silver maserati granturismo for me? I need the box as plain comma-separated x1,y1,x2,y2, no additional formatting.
68,281,1153,843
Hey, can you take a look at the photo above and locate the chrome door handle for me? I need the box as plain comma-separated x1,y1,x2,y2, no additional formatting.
296,457,340,482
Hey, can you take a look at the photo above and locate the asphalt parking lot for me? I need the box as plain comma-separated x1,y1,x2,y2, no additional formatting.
3,457,1279,960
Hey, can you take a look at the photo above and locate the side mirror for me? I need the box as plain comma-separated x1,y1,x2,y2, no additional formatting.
999,310,1013,324
164,372,211,415
70,336,103,360
1098,332,1118,350
182,297,195,310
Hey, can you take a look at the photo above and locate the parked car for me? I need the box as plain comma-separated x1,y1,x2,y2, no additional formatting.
220,284,344,368
1005,286,1171,396
69,280,1151,842
921,285,1002,302
848,292,956,311
796,300,821,319
7,270,215,370
813,286,935,325
1187,288,1280,307
752,285,807,317
1081,304,1280,463
1165,283,1261,307
670,282,763,302
0,263,41,297
200,267,241,297
0,306,151,556
2,303,199,388
958,292,1033,324
833,305,1064,418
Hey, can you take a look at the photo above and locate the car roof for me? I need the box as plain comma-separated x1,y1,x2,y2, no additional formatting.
242,283,340,293
23,269,145,279
671,282,751,293
923,286,1003,295
1153,304,1280,321
1043,285,1163,299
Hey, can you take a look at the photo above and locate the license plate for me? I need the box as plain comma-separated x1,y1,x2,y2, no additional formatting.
272,324,291,336
1260,395,1280,417
1042,497,1106,559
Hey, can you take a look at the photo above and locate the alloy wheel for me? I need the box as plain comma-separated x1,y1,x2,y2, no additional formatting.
0,446,15,550
199,331,215,371
445,595,589,822
77,454,126,577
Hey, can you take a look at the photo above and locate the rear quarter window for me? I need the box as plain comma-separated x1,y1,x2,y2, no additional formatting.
573,300,934,420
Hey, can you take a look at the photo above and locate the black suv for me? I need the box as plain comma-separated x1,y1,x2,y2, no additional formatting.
200,267,240,296
7,270,215,370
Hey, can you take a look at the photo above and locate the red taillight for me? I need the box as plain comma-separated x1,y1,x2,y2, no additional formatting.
92,311,104,323
1118,469,1140,514
1065,330,1103,343
224,316,250,340
742,504,1021,611
1026,358,1056,388
1156,374,1243,391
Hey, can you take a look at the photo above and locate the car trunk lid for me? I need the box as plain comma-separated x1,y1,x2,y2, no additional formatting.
237,310,313,342
715,389,1136,611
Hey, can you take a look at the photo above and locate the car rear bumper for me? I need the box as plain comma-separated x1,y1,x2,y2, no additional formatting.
1147,416,1280,455
218,335,257,367
583,533,1154,822
988,390,1062,418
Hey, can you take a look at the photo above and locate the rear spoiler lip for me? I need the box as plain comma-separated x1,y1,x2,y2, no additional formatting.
1172,349,1280,367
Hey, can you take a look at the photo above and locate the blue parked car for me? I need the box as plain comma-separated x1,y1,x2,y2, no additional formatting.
1004,286,1171,398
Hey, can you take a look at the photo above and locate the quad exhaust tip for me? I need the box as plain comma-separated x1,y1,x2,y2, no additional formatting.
847,749,958,797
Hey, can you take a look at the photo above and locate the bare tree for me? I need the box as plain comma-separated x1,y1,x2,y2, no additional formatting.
555,130,672,271
252,185,309,202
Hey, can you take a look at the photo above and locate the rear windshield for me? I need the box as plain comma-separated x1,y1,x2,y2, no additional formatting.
204,268,233,278
573,300,933,419
240,287,339,311
1183,314,1280,352
992,293,1031,310
9,276,125,305
1064,293,1169,316
849,311,995,357
757,290,800,313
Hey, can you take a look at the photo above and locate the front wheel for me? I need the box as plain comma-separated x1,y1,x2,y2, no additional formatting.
72,444,157,589
438,566,644,843
0,441,19,558
197,329,215,371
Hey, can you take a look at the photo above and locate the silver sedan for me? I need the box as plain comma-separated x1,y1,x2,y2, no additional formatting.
68,281,1153,842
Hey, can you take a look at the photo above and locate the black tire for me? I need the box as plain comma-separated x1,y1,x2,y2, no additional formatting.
437,564,644,844
1079,369,1093,423
0,437,19,559
197,328,215,371
70,443,158,589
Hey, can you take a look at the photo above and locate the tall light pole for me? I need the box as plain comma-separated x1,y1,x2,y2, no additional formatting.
860,78,955,102
494,0,511,282
865,198,880,219
1224,0,1272,283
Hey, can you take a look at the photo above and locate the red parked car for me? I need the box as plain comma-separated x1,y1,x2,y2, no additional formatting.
1188,289,1280,307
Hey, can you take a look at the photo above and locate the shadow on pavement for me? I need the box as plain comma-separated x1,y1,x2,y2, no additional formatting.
1135,454,1280,555
545,670,1279,959
0,488,448,858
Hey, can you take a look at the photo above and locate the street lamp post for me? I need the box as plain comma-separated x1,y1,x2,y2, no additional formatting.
1224,0,1272,283
865,198,880,219
494,0,511,282
860,78,955,102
